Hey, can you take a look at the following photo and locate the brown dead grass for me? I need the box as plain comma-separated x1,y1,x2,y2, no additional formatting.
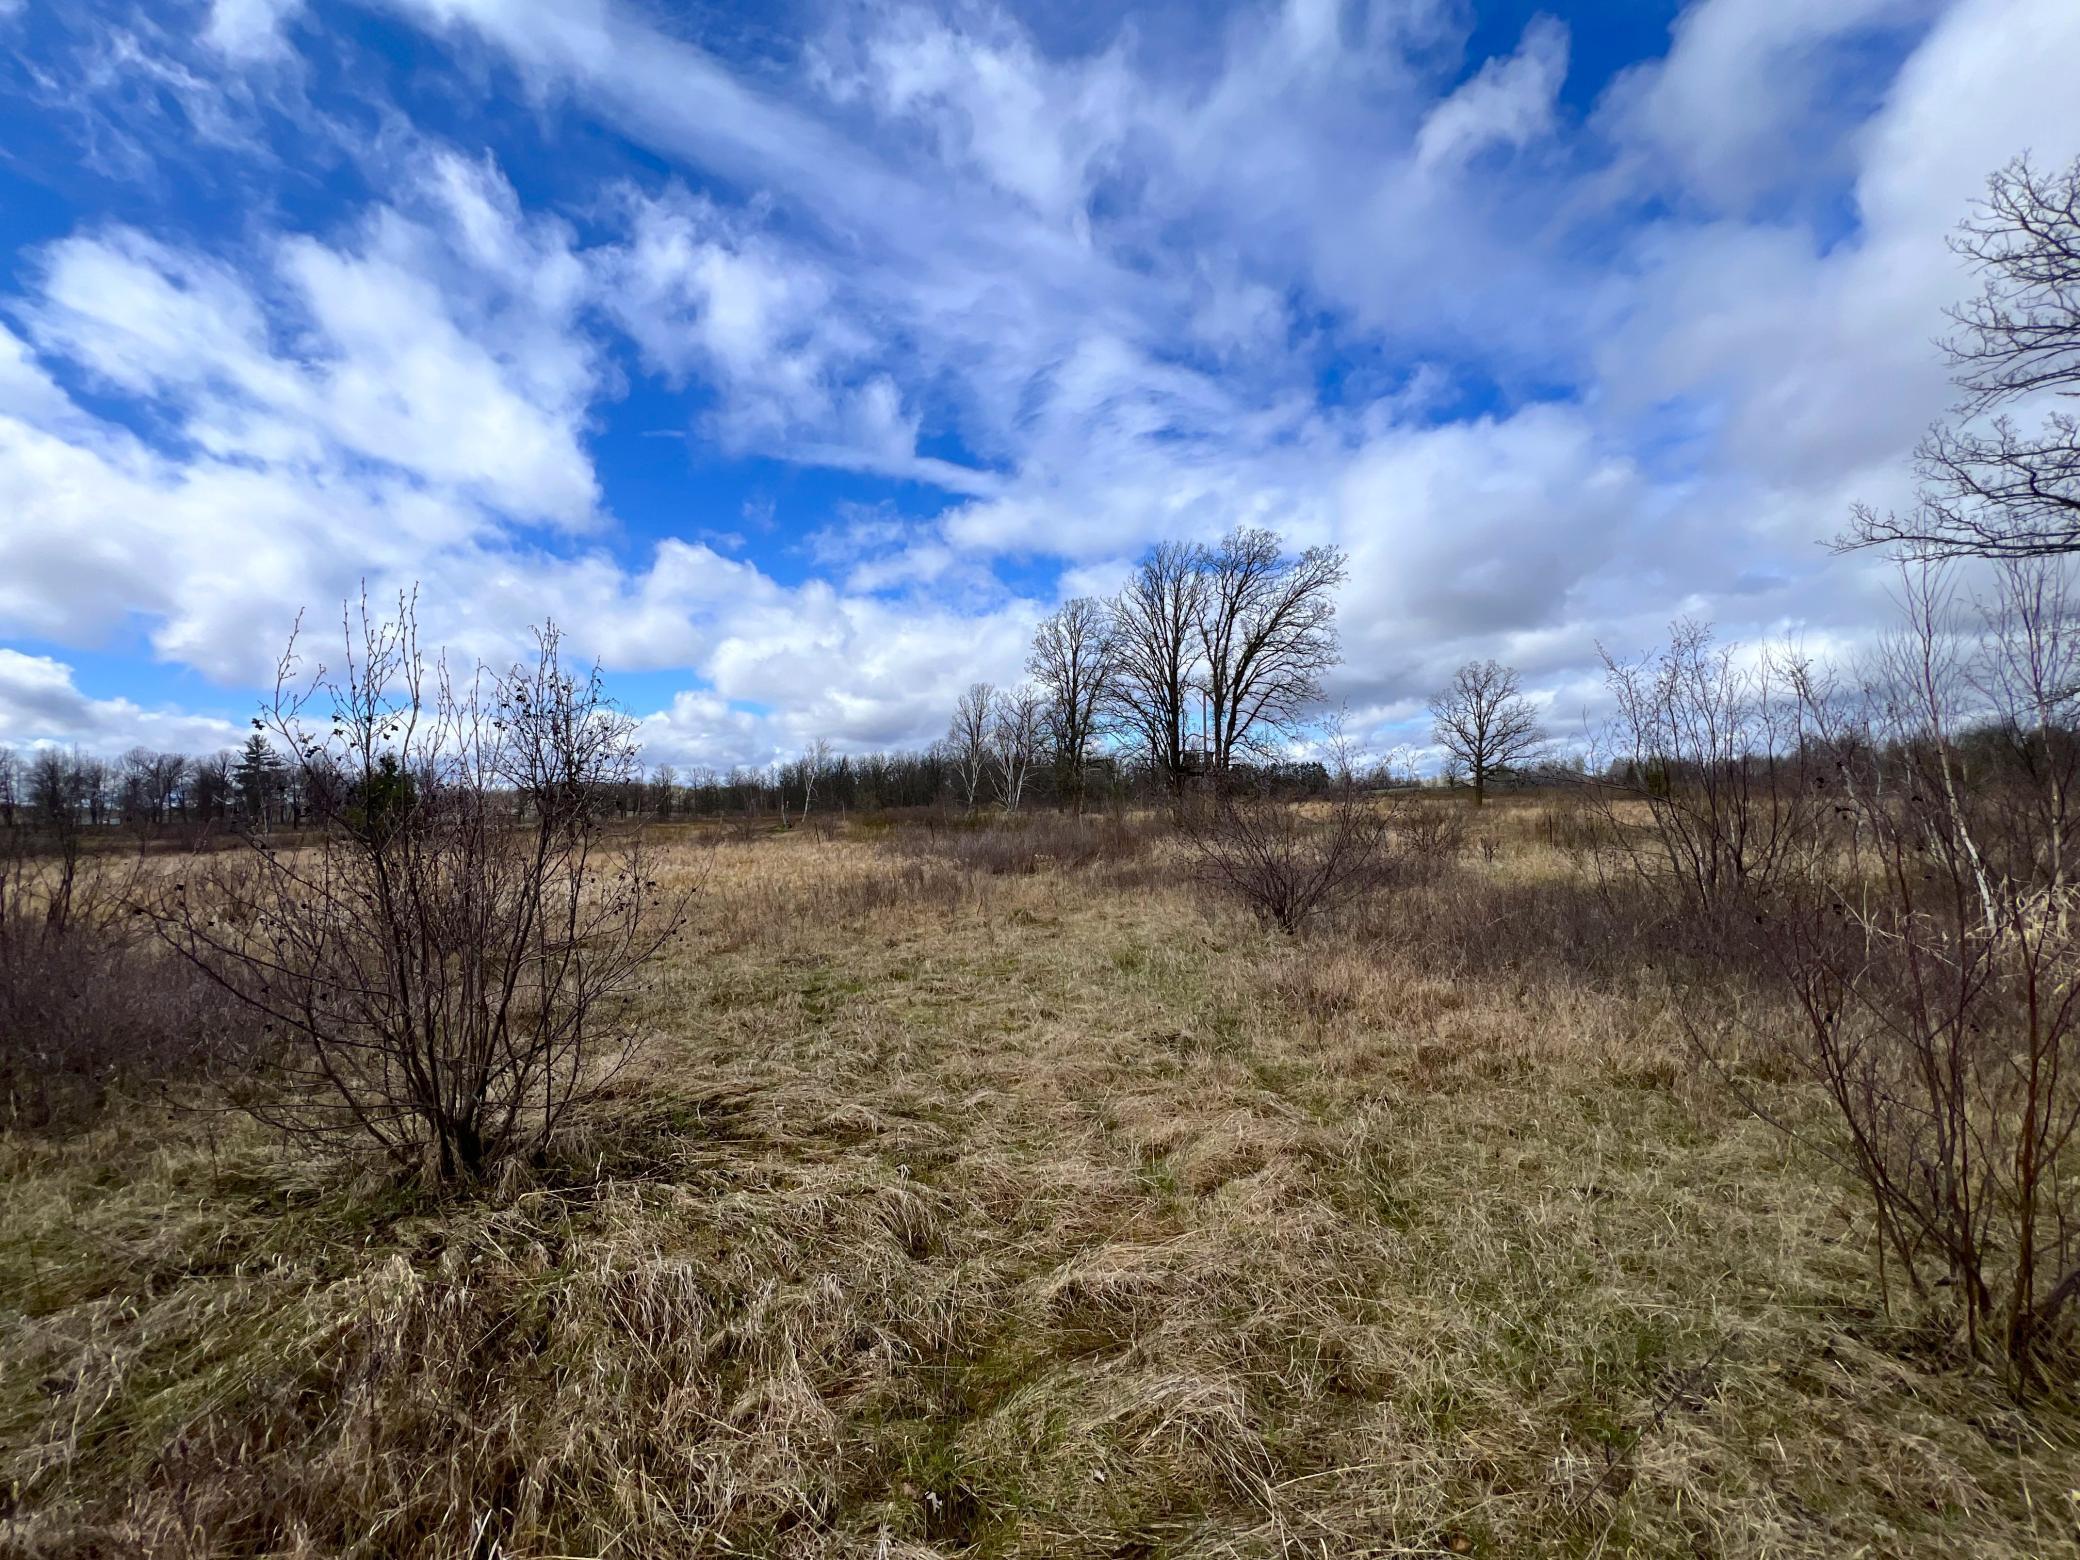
3,800,2077,1557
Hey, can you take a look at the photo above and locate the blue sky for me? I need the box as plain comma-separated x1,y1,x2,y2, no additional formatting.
0,0,2076,770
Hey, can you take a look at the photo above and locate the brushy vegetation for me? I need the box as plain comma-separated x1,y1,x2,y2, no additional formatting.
0,840,234,1135
5,807,2079,1557
144,604,690,1184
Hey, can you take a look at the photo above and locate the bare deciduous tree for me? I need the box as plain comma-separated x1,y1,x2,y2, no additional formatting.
947,683,995,812
1848,155,2080,559
119,747,187,828
148,593,689,1183
989,683,1044,813
777,738,831,830
1195,527,1348,774
190,752,234,823
1428,659,1544,806
1107,541,1208,791
1028,597,1115,813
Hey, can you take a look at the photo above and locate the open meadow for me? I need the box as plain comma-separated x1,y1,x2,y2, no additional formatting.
7,6,2080,1556
5,800,2076,1558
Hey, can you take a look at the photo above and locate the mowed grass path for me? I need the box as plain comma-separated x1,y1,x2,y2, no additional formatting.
4,817,2077,1556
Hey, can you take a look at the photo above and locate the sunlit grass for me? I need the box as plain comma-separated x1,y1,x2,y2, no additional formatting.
2,803,2075,1556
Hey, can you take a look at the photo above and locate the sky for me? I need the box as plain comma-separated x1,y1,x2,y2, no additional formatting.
0,0,2077,773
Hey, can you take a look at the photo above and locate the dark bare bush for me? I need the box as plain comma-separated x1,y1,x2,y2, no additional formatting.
1592,620,1830,926
1344,838,1666,988
894,808,1151,877
0,843,229,1132
147,595,691,1184
1540,786,1611,861
1181,783,1389,934
1381,793,1467,873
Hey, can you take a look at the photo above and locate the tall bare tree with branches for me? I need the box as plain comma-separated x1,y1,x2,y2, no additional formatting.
1107,542,1208,791
1429,659,1544,806
777,737,831,831
1848,154,2080,559
989,684,1045,813
947,683,995,812
1194,527,1348,775
1028,597,1116,813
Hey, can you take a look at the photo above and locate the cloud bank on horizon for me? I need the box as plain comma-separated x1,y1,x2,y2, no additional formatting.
1,0,2076,770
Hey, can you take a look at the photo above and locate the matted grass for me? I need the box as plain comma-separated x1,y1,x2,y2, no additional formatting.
3,807,2077,1556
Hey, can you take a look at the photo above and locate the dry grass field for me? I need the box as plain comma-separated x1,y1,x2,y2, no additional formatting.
4,800,2078,1557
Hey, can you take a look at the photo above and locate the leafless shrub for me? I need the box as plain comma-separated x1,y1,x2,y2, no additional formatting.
0,920,228,1134
1540,787,1610,861
0,830,228,1131
1591,620,1829,923
146,594,691,1183
1356,858,1662,988
1181,784,1389,935
1752,562,2080,1388
1378,793,1466,880
893,809,1151,877
707,856,972,942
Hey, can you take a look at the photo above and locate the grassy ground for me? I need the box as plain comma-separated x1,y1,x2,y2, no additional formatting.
3,804,2077,1557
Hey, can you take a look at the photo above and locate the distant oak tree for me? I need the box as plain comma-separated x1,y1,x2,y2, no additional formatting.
1429,659,1544,806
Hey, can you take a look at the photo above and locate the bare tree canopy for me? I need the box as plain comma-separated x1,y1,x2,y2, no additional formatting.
1027,597,1116,813
1429,658,1544,805
1101,529,1347,790
778,737,832,829
1106,542,1207,790
989,683,1045,813
947,682,995,811
1195,527,1349,773
1848,155,2080,559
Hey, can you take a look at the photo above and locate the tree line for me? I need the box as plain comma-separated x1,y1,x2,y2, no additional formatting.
1,517,1547,835
0,735,299,839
